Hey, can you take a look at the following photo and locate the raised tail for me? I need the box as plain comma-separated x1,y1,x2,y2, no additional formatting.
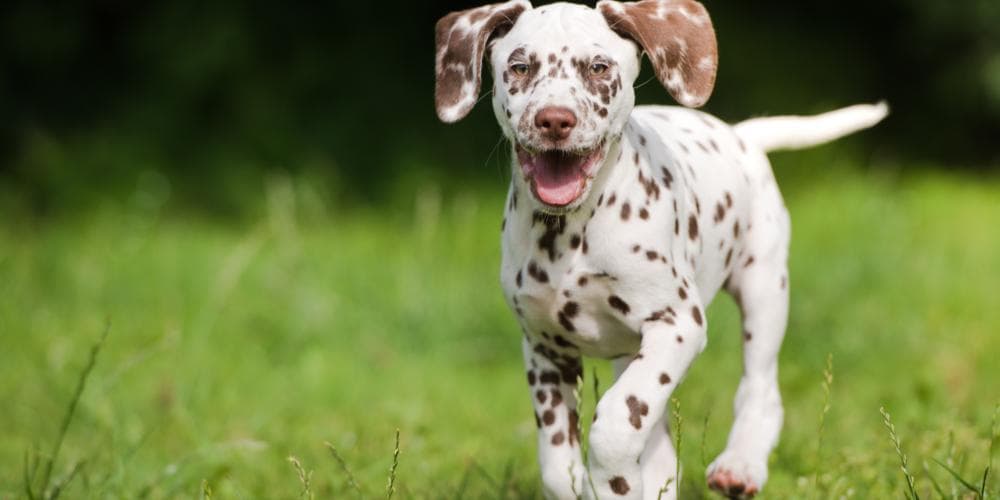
734,102,889,153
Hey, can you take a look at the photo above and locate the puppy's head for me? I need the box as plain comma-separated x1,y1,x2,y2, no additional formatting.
435,0,718,211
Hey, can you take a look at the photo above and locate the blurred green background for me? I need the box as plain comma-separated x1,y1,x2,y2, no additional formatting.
1,1,999,498
1,0,998,216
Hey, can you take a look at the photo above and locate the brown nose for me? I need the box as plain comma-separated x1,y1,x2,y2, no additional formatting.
534,106,577,141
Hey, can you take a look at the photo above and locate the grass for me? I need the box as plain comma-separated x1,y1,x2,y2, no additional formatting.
1,164,998,498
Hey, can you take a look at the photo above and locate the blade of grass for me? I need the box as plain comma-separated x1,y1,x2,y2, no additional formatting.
469,460,499,491
24,448,39,500
931,457,979,494
656,477,674,500
921,461,948,499
986,403,999,498
977,466,987,499
879,406,919,500
814,354,834,498
48,460,85,500
452,462,474,500
496,459,513,500
700,410,711,469
671,397,683,498
386,429,400,500
585,367,600,500
38,322,111,498
325,441,363,495
287,456,314,500
200,478,212,500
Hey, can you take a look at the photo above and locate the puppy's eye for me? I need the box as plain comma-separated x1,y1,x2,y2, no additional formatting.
510,63,529,76
590,62,609,76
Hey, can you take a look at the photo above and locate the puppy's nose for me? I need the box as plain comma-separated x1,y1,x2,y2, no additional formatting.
534,106,577,141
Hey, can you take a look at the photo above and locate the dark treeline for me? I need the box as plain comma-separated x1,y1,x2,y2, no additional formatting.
1,0,997,214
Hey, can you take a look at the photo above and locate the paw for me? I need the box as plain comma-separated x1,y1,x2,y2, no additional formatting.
706,450,767,499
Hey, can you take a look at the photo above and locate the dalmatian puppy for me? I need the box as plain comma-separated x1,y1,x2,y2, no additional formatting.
434,1,887,498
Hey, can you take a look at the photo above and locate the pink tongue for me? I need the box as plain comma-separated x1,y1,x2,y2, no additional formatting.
533,153,585,206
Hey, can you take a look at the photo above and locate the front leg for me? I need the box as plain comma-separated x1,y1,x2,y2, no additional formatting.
587,307,707,500
523,336,587,499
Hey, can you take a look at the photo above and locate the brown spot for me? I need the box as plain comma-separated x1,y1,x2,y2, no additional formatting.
633,152,640,165
539,371,560,385
559,359,583,384
725,191,733,208
674,218,680,235
542,410,555,426
678,287,688,300
639,135,647,146
609,476,630,495
607,193,617,206
568,410,580,445
550,389,563,406
608,295,630,315
639,208,649,220
569,234,582,249
713,202,726,224
536,390,548,404
676,335,684,343
516,270,523,288
535,213,567,262
659,372,672,385
551,430,565,446
528,261,549,283
710,138,720,153
660,167,674,189
554,334,574,348
688,215,699,240
744,331,753,341
692,306,703,326
781,275,787,289
631,244,641,253
562,302,580,318
527,371,536,385
725,248,733,267
578,276,589,287
558,312,576,332
744,256,756,268
733,221,741,238
645,250,659,261
620,202,631,221
626,395,649,429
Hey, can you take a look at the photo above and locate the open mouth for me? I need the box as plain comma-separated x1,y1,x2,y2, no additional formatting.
516,143,604,207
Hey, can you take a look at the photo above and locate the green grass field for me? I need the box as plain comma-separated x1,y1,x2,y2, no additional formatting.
2,164,998,499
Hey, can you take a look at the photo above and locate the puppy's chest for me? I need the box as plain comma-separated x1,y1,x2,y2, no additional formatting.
501,187,678,357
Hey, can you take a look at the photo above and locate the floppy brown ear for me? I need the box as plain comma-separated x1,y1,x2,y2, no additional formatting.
435,1,531,123
597,0,717,108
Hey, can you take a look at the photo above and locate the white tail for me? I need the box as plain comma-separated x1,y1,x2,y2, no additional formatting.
734,102,889,153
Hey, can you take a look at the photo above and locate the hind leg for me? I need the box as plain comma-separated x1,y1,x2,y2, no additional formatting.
707,202,790,498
